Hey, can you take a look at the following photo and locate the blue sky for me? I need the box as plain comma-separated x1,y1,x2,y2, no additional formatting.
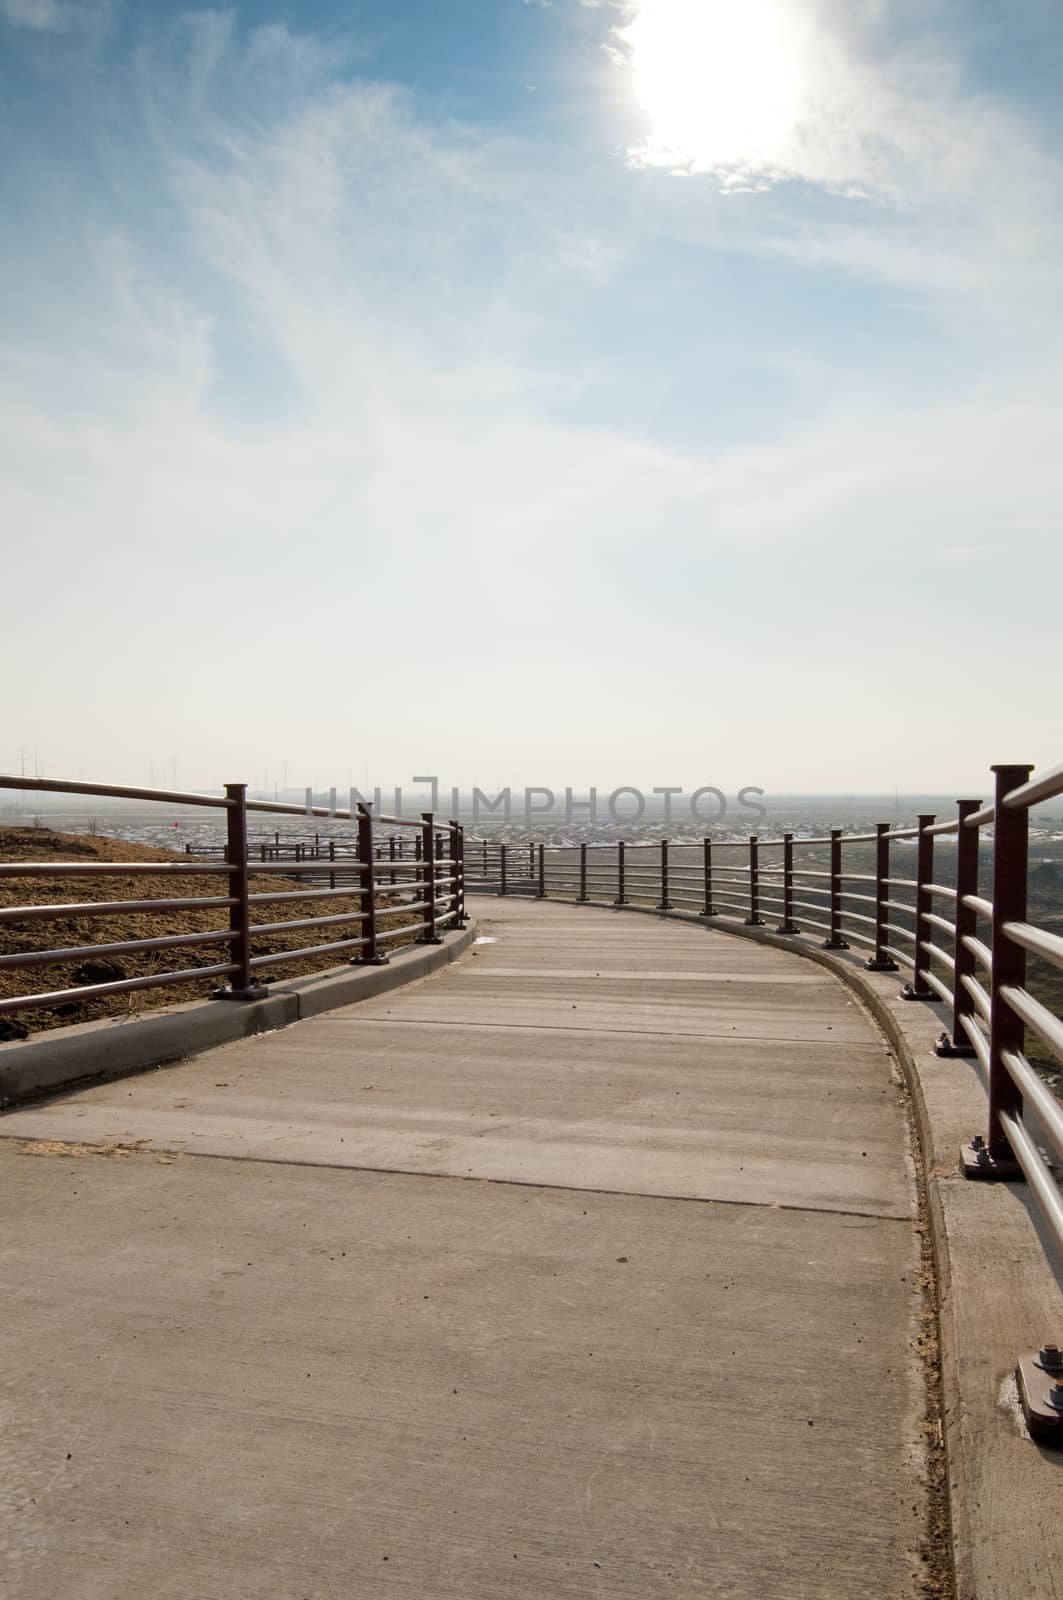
1,0,1060,793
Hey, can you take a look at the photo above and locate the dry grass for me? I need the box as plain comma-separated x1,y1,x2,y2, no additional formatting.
0,827,420,1039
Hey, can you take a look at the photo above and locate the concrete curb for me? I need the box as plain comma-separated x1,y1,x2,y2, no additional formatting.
0,921,478,1110
471,893,1063,1600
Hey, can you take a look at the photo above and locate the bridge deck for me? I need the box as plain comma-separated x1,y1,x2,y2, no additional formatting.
1,897,929,1598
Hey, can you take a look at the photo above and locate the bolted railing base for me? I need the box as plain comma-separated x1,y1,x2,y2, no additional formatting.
865,957,898,972
935,1031,976,1059
776,921,799,934
657,900,673,911
353,954,390,967
213,982,269,1002
1016,1348,1063,1445
900,982,938,1002
417,935,445,946
744,915,766,926
822,936,850,950
960,1135,1022,1181
700,908,718,918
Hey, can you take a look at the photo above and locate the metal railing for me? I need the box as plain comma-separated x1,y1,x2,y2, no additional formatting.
467,759,1063,1436
0,776,467,1015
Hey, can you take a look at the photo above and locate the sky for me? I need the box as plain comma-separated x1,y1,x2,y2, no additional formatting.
1,0,1060,797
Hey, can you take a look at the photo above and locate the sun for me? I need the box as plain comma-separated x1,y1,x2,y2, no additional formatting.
617,0,810,186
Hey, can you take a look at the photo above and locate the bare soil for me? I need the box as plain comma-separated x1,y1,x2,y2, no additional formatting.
0,828,420,1039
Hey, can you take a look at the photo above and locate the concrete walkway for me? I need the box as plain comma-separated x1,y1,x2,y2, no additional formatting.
1,897,929,1598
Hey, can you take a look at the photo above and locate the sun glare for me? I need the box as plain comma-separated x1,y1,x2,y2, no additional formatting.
619,0,810,186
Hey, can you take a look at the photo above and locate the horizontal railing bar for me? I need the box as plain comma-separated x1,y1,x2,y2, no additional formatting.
962,973,992,1023
925,818,961,837
961,934,993,971
1002,1049,1063,1167
925,912,957,937
0,773,233,809
378,921,429,942
921,941,955,971
0,862,230,878
250,936,367,967
1003,759,1063,813
960,1012,991,1084
1002,921,1063,973
0,962,238,1014
248,909,368,939
1000,1111,1063,1262
964,803,995,829
883,944,916,969
0,927,236,970
962,894,994,919
0,895,237,922
926,883,958,899
999,985,1063,1068
921,967,953,1002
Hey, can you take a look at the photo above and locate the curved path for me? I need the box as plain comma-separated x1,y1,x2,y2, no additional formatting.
1,897,931,1598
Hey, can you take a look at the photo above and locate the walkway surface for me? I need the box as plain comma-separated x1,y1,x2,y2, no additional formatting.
1,897,928,1598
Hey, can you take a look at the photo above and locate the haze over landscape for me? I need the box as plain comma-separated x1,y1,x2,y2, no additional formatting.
2,0,1060,790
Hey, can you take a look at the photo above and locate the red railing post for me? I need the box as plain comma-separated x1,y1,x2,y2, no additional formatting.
777,832,798,933
701,837,716,917
419,813,443,942
354,803,388,964
745,834,765,926
901,814,936,1000
215,781,265,1000
865,823,898,971
936,799,981,1056
823,829,850,949
657,839,672,910
453,824,467,925
577,843,588,902
614,840,626,905
537,843,546,899
963,764,1033,1176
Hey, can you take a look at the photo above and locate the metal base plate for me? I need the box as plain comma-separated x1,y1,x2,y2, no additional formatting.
960,1139,1022,1180
901,983,938,1002
744,916,766,927
776,923,799,934
822,937,850,950
935,1031,977,1058
213,984,269,1002
353,955,390,967
1016,1355,1063,1444
865,958,898,972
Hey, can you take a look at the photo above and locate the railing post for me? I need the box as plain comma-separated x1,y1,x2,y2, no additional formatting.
354,803,388,964
936,799,981,1055
823,829,850,949
962,764,1033,1177
745,834,765,925
657,839,672,910
214,782,266,1000
499,843,507,897
614,841,626,906
328,838,336,891
701,837,716,917
901,814,937,1000
389,834,397,885
530,843,536,882
866,823,898,971
777,833,798,933
454,824,467,925
537,843,546,899
419,813,443,942
577,843,588,903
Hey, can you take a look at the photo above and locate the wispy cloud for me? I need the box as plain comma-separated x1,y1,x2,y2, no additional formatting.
0,6,1059,784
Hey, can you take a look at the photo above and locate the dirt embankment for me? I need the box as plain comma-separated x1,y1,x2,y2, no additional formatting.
0,828,420,1040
